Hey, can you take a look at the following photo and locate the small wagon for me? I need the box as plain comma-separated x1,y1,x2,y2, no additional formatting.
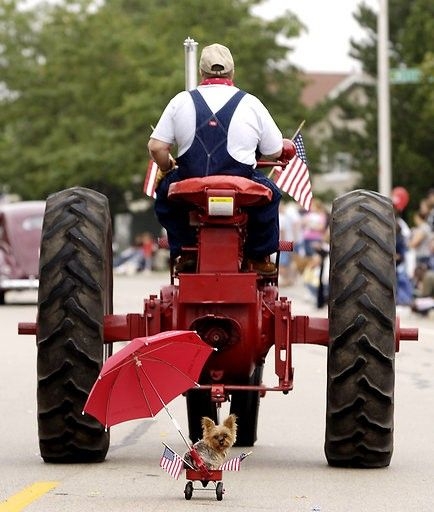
184,468,224,501
182,445,248,501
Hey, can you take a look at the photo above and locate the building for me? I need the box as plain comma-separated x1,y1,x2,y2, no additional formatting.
300,71,374,196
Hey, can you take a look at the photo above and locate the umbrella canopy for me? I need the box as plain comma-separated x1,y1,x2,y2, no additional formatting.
83,330,213,428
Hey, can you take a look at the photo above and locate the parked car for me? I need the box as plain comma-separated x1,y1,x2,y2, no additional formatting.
0,201,45,304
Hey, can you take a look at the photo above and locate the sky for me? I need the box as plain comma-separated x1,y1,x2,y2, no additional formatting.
254,0,378,73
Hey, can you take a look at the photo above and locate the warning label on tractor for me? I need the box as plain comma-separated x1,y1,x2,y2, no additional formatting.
208,197,234,216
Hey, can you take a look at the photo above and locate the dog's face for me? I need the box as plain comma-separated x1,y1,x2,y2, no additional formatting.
201,414,237,454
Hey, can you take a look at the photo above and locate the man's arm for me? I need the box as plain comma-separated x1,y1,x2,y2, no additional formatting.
261,139,296,162
262,150,282,160
148,138,174,172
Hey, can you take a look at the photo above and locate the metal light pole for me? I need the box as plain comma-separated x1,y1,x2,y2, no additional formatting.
377,0,392,196
184,37,198,91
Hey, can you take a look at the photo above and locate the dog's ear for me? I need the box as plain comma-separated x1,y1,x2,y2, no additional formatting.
201,417,216,432
223,414,237,431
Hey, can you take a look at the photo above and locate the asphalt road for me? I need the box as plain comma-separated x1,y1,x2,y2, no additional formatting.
0,272,433,512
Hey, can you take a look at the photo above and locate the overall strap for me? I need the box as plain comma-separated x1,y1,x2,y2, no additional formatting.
189,89,246,163
189,89,246,133
176,89,252,177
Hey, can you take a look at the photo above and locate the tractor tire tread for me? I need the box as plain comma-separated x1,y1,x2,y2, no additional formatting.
325,190,396,468
37,187,112,463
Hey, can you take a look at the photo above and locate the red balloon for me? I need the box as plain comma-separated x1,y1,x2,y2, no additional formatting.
392,187,409,211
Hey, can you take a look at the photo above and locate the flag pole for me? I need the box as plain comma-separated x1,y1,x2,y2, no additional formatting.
291,119,305,141
162,442,195,470
266,120,306,178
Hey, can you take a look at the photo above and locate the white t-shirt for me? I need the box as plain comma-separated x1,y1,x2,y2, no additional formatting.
150,84,283,166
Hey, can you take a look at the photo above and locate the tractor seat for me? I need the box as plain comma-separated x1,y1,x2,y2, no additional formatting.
168,176,272,208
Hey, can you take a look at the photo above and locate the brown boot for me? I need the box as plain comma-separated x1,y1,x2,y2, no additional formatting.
247,258,277,276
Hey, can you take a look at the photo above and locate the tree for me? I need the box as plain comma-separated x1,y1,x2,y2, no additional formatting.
329,0,434,211
0,0,306,213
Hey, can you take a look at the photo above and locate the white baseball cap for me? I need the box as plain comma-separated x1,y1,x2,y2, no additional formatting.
199,43,234,75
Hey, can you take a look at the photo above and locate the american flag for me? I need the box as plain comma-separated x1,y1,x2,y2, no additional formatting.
219,452,251,471
143,160,159,198
160,445,184,480
272,133,313,211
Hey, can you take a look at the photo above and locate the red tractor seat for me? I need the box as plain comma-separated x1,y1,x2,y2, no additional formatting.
168,176,272,208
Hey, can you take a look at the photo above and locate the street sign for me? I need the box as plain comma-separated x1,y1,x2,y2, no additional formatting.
390,68,422,84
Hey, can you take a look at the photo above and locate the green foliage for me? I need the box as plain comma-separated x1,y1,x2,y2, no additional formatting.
0,0,305,212
336,0,434,209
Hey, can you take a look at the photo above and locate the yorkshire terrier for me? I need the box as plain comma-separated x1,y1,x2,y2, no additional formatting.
185,414,237,470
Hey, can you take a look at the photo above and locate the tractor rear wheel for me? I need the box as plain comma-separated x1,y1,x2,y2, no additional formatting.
325,190,396,468
36,187,113,463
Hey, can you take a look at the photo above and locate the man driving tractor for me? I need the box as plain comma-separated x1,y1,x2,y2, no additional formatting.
148,43,292,275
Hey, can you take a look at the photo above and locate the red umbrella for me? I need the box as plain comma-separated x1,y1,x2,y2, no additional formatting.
83,331,213,436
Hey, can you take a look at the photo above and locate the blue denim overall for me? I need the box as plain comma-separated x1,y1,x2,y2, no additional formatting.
154,89,281,259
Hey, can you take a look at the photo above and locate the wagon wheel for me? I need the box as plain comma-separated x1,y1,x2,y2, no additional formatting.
216,481,224,501
186,389,218,444
184,481,193,500
325,190,396,468
36,187,113,463
230,365,263,446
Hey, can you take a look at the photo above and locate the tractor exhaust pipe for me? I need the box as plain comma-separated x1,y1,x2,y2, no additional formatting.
184,37,198,91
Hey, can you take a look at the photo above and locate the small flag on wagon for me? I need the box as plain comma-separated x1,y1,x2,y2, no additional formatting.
143,160,159,198
160,444,184,480
271,132,312,211
219,451,252,471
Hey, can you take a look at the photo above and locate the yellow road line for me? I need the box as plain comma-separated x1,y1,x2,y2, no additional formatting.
0,482,59,512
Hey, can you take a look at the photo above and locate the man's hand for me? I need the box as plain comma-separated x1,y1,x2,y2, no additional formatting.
155,155,176,187
280,138,296,164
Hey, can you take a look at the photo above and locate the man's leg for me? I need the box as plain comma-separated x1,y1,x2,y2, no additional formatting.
154,172,196,258
245,171,281,259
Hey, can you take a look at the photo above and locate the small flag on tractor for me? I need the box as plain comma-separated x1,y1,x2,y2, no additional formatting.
271,132,312,211
143,160,159,198
160,444,184,480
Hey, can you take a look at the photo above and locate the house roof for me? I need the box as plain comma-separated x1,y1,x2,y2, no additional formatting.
300,71,374,108
300,72,350,108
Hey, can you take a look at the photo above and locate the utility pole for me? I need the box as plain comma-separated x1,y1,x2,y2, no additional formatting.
377,0,392,196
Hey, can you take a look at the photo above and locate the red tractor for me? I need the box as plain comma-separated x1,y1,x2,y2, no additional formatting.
19,179,417,468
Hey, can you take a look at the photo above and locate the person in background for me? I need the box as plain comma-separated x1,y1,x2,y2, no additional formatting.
301,198,328,257
409,199,433,271
426,188,434,232
141,232,157,274
114,234,148,275
395,219,414,305
278,201,302,286
300,199,330,308
148,43,293,276
392,187,414,305
412,267,434,315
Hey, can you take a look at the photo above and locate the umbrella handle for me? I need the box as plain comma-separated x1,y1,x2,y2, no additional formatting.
190,447,212,478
